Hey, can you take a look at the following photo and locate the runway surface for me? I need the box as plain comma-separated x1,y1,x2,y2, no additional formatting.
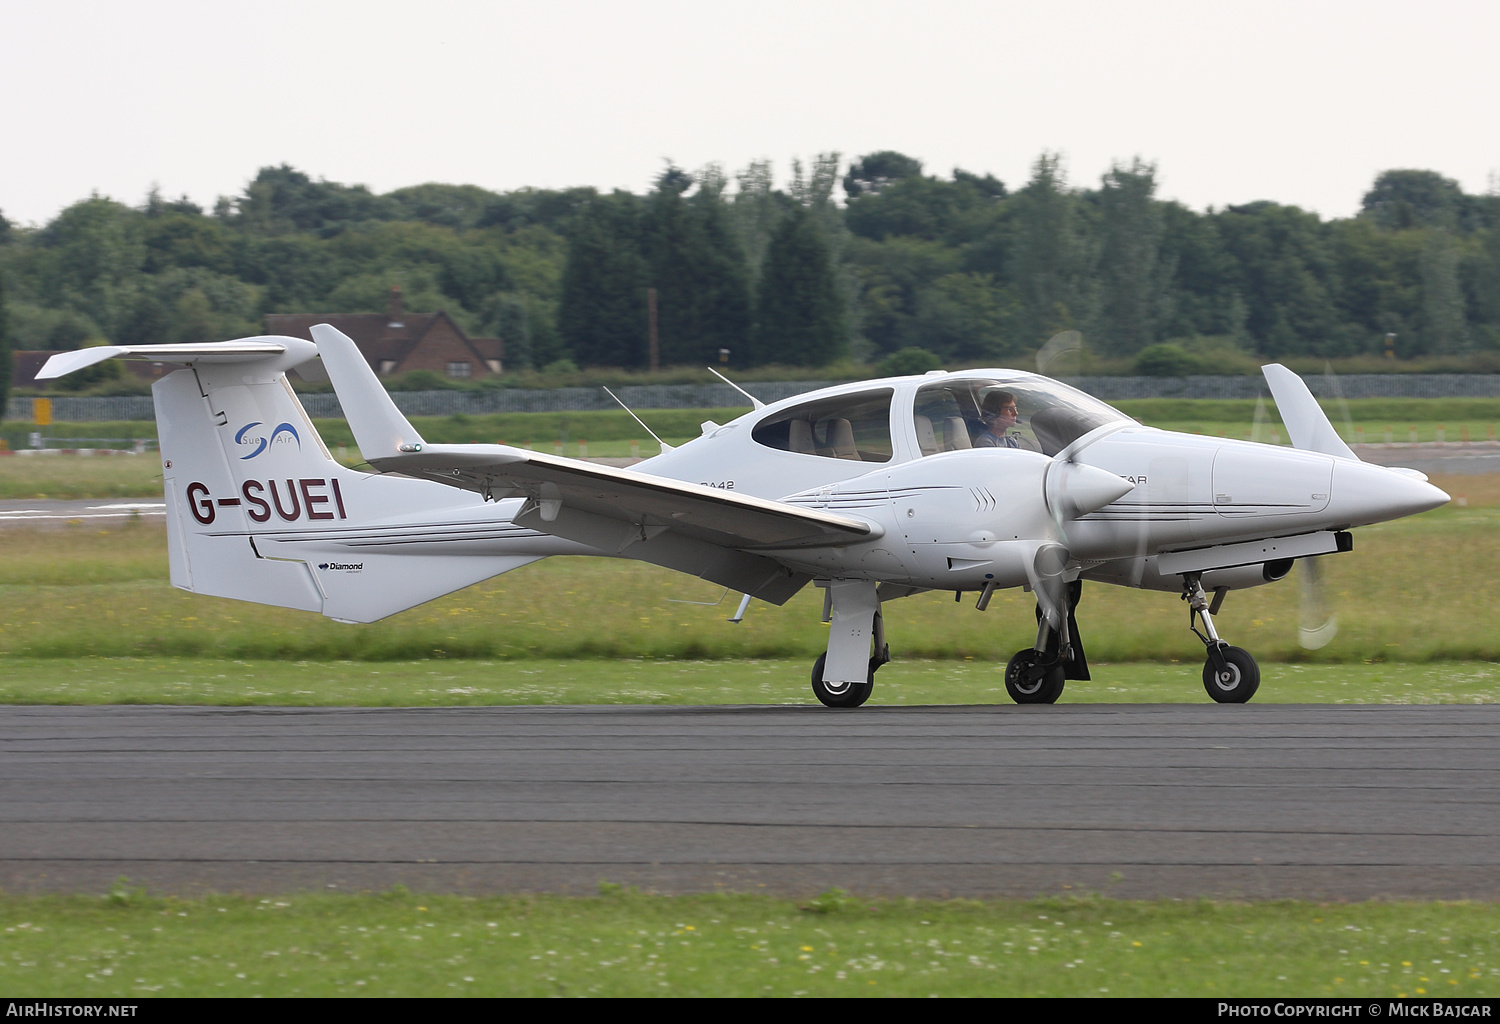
3,703,1498,900
0,498,165,528
1354,441,1500,476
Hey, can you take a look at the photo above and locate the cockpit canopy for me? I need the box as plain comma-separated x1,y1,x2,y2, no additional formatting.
913,377,1133,457
744,374,1132,464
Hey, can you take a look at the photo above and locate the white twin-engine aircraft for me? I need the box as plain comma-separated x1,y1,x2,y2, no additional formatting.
40,327,1447,706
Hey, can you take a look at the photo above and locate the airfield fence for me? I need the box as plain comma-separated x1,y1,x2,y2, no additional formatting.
8,374,1500,423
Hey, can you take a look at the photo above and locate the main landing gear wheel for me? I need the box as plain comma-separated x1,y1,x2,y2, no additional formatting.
1202,645,1260,703
1005,649,1065,705
811,653,876,708
1182,574,1261,704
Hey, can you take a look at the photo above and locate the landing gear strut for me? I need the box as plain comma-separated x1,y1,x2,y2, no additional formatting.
811,580,890,709
1182,573,1260,703
1005,580,1090,705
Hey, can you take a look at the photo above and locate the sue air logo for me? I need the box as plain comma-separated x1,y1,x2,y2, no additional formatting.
235,421,300,459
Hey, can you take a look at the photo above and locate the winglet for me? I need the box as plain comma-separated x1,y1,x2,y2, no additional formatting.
310,324,426,458
1261,364,1359,461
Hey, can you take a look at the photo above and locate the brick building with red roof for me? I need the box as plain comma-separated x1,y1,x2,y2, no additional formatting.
264,287,504,380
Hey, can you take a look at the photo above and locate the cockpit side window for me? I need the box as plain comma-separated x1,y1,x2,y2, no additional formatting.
751,389,894,463
911,387,976,453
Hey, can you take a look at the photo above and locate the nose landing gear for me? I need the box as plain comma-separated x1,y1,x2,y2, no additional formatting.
1182,574,1260,703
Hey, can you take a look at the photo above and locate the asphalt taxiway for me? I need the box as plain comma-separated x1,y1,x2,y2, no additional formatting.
2,703,1497,900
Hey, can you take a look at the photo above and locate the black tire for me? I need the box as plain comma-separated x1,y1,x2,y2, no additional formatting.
1202,645,1260,703
811,653,876,708
1004,649,1065,704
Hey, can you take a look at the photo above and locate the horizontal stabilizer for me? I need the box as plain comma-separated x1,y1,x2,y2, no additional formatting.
36,338,322,380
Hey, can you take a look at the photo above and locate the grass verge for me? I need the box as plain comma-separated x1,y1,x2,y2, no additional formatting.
2,888,1496,997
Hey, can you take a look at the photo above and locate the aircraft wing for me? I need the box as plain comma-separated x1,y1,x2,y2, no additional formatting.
310,321,875,551
310,322,875,604
370,443,879,551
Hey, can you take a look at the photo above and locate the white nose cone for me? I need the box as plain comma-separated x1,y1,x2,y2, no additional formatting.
1046,461,1135,520
1328,460,1450,526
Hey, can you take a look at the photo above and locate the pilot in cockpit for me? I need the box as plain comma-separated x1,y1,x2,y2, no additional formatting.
974,390,1021,448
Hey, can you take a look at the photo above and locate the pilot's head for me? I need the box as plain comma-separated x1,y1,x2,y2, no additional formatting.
980,390,1019,431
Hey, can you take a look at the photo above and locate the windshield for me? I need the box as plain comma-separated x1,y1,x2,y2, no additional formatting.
913,378,1133,458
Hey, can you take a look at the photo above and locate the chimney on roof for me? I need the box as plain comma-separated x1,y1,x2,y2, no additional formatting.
388,285,404,328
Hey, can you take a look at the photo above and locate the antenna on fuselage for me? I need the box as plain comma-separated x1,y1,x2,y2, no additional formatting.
706,367,765,411
601,386,674,453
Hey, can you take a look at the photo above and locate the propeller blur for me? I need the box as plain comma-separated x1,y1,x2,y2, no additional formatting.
38,329,1449,706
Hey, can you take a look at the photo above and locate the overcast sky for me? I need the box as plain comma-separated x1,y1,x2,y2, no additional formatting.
3,0,1497,227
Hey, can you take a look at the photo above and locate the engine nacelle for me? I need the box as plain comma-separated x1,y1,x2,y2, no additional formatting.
1083,556,1295,593
1201,559,1294,590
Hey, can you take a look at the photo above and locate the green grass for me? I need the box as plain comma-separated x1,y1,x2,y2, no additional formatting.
0,421,160,457
1115,398,1500,445
1136,419,1499,446
1114,396,1500,425
0,454,164,500
2,888,1496,997
2,408,752,450
0,439,672,500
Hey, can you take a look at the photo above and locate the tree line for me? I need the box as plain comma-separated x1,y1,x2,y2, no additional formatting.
3,153,1500,406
